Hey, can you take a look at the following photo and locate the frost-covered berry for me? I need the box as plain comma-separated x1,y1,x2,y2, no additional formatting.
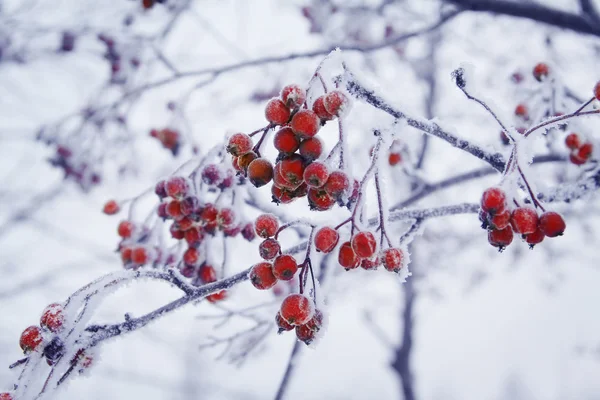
539,211,566,237
595,81,600,101
40,303,65,333
276,155,306,189
480,187,506,215
207,290,227,303
380,248,404,272
201,164,223,186
180,196,199,216
388,152,402,166
290,110,320,138
296,324,316,345
361,257,380,270
338,241,360,270
515,103,528,118
250,262,277,290
103,200,120,215
131,246,150,265
312,96,334,121
166,200,184,220
237,151,258,171
488,226,514,250
273,254,298,281
19,326,43,353
247,158,274,188
578,142,593,160
276,311,294,333
351,231,377,259
241,222,257,242
307,188,336,211
314,226,339,253
510,207,538,235
185,227,204,247
259,238,281,260
255,214,279,238
272,185,295,204
323,90,350,117
532,62,549,82
280,294,314,325
117,220,134,238
183,247,200,266
525,228,545,248
0,393,14,400
265,98,291,125
227,133,253,156
273,127,300,154
166,176,190,199
281,84,306,109
570,153,587,165
565,133,581,150
217,208,236,230
155,180,168,198
323,170,350,198
305,309,324,332
198,264,217,283
299,137,323,161
490,209,511,230
303,161,329,188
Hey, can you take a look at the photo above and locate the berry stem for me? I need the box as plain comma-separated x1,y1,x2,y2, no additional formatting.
524,101,599,138
8,357,28,370
517,165,546,211
252,127,272,157
458,85,511,140
351,136,384,233
248,124,272,138
375,172,393,248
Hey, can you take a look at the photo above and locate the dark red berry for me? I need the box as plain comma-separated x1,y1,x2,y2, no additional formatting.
539,212,565,237
272,254,298,281
351,231,377,259
280,294,314,325
314,227,339,253
510,207,539,235
259,238,281,260
250,262,278,290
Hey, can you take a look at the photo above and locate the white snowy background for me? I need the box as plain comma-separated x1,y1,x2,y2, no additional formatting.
1,0,600,399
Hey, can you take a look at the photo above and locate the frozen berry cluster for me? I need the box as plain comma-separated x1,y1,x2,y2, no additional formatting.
150,128,181,156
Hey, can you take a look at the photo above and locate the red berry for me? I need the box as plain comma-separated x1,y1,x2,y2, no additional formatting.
207,290,227,303
490,209,511,230
19,326,43,353
273,127,300,154
180,196,199,216
255,214,279,238
380,248,404,272
488,226,514,249
219,169,235,189
237,151,258,171
157,202,168,219
338,241,360,270
324,90,350,117
299,137,323,161
510,207,539,235
166,200,184,220
305,309,324,332
170,224,185,240
247,158,274,188
198,264,217,283
312,96,334,121
525,228,545,248
142,0,155,9
183,247,200,266
515,103,528,118
578,142,593,160
276,155,305,190
281,84,306,109
595,81,600,101
272,185,296,204
259,238,281,260
166,176,190,199
40,303,65,333
303,161,329,188
181,264,196,278
227,133,253,156
121,247,133,264
361,257,380,270
103,200,120,215
314,227,339,253
276,311,294,333
280,294,314,325
0,393,14,400
532,62,549,82
307,188,336,211
224,224,242,237
351,231,377,259
480,187,506,215
201,164,223,186
217,208,236,230
265,98,291,125
500,131,510,145
539,211,566,237
565,133,581,150
290,109,320,139
273,254,298,281
155,180,168,198
296,324,316,344
388,152,402,166
324,170,350,198
250,262,277,290
570,152,587,165
241,222,256,241
131,246,149,264
117,220,134,238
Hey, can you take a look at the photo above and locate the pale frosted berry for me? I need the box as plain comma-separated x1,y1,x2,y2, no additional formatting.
250,262,277,290
280,294,314,325
314,227,339,253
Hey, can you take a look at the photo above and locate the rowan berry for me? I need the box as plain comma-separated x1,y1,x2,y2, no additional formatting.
324,90,350,117
303,161,329,188
273,127,300,154
19,326,43,353
314,226,339,253
0,393,14,400
307,188,336,211
389,152,402,166
488,226,514,250
296,324,316,344
227,133,253,156
595,81,600,101
259,238,281,260
510,207,539,235
305,309,324,332
290,110,320,138
338,241,360,270
217,208,236,230
167,200,185,221
237,151,258,171
180,196,199,216
201,164,222,186
166,176,189,199
241,222,257,242
578,142,593,160
40,303,65,333
490,209,511,230
155,180,168,198
272,185,295,204
247,158,274,188
570,153,587,165
103,200,120,215
198,264,217,283
525,228,545,248
277,154,305,189
170,224,185,240
131,246,149,264
539,211,565,237
255,214,279,238
565,133,581,150
273,254,298,281
323,170,350,198
250,262,277,290
207,290,227,303
183,247,200,266
380,248,404,272
121,247,133,264
515,103,528,118
157,203,168,219
118,220,134,238
299,137,323,161
265,98,291,125
180,264,196,278
276,311,294,333
280,294,314,325
312,96,334,121
532,62,549,82
480,187,506,215
361,257,380,270
281,84,306,109
351,231,377,259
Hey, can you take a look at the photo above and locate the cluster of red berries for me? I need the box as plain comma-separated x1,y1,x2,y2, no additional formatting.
565,133,594,165
276,294,323,345
227,84,355,210
313,226,406,272
142,0,165,9
370,139,403,166
150,128,180,156
97,33,140,84
48,145,102,191
479,187,566,251
18,304,94,370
